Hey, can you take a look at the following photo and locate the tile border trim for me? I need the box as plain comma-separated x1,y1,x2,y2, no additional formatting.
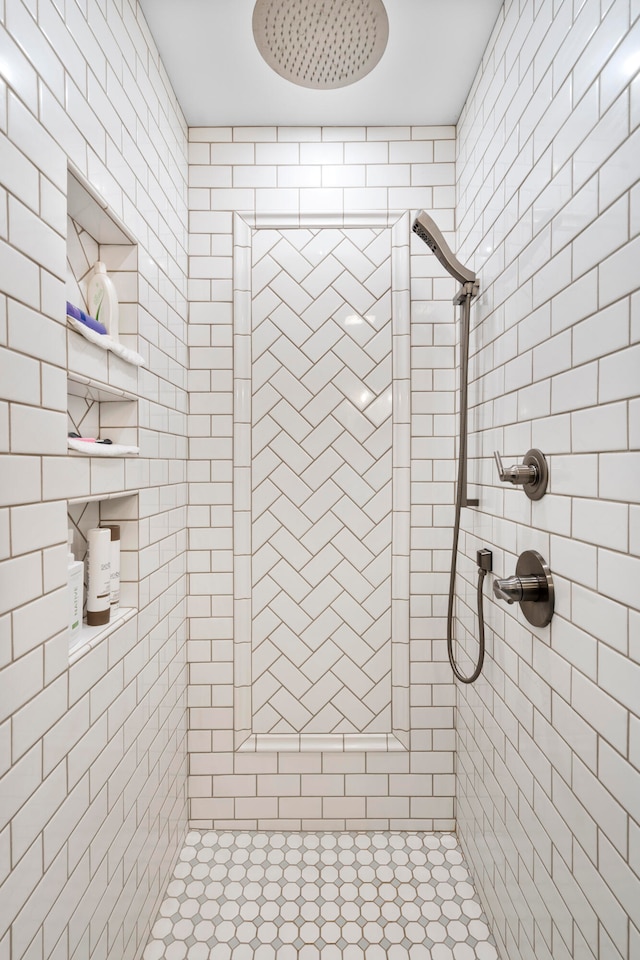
232,211,410,753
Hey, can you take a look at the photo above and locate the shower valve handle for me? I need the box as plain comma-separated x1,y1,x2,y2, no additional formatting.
494,450,537,485
493,574,543,604
493,449,549,500
492,551,555,627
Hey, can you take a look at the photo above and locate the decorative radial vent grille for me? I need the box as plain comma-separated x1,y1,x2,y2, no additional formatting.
252,0,389,90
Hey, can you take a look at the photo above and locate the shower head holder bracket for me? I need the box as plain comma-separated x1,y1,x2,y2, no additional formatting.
453,280,480,304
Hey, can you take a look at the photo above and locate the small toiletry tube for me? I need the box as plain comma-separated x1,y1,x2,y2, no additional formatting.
101,524,120,612
68,529,84,645
86,527,111,626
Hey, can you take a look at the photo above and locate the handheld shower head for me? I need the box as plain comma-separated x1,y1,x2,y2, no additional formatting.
412,211,476,286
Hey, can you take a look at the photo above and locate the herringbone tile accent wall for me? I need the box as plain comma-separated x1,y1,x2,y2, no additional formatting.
250,228,393,735
191,129,458,829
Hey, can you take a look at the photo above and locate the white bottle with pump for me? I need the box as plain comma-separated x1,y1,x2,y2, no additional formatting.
67,529,84,646
87,261,119,340
86,527,111,626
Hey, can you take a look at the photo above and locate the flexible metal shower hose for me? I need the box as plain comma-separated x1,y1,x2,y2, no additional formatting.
446,522,486,684
446,291,486,684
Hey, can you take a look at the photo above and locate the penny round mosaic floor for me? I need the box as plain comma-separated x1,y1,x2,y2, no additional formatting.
143,832,499,960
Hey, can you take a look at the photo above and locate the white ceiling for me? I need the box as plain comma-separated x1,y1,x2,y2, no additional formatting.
139,0,504,127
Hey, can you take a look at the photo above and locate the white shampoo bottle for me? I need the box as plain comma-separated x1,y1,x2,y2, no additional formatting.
86,527,111,626
101,524,120,612
67,529,84,646
87,261,119,340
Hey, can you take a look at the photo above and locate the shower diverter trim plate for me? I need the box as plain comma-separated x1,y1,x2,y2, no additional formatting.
516,549,554,626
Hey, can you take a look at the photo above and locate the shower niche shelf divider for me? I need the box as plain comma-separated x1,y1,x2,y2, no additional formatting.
65,164,143,657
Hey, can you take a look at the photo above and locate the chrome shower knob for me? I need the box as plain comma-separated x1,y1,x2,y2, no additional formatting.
493,448,548,500
493,550,554,627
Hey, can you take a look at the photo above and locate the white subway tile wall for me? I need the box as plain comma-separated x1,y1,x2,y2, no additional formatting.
188,126,459,830
456,2,640,960
2,1,638,958
1,2,188,959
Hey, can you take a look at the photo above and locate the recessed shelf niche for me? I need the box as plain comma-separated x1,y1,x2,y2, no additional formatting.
65,166,142,659
67,491,139,658
66,164,141,456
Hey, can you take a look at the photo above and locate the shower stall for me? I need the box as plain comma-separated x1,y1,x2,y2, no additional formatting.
1,2,638,960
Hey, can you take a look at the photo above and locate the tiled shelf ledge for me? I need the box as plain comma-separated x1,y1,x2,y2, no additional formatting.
69,606,136,664
68,326,139,396
45,455,142,502
237,733,408,753
67,490,139,506
68,371,137,404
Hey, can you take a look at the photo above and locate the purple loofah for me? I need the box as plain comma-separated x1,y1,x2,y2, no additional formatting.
66,301,108,335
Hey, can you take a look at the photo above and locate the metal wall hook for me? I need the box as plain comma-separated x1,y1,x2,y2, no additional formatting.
493,448,548,500
493,550,555,627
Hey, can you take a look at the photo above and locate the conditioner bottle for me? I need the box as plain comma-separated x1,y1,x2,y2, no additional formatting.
86,527,111,626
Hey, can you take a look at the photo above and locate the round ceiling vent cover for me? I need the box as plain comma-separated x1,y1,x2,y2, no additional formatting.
252,0,389,90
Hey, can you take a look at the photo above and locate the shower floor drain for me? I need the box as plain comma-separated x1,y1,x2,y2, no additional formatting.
143,831,499,958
